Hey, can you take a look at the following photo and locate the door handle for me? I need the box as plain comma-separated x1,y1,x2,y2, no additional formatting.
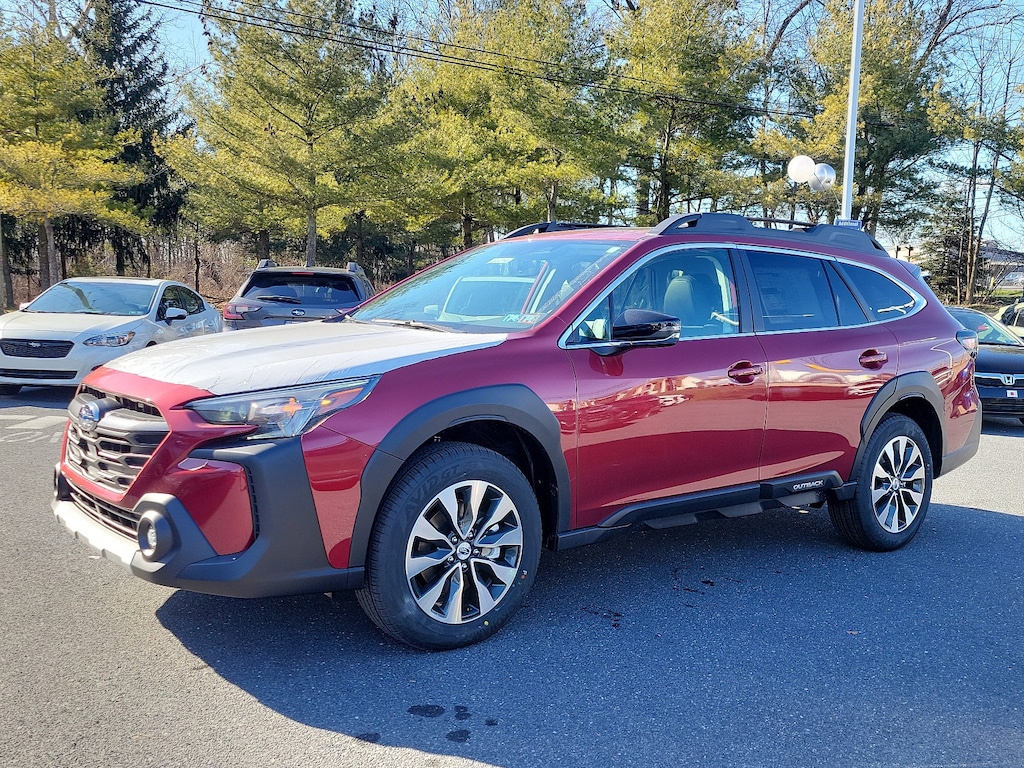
859,350,888,369
727,361,764,382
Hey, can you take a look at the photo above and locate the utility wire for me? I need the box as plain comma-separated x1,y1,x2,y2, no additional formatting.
140,0,823,122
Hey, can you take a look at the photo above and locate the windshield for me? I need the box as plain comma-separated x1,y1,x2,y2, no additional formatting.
352,239,627,332
25,281,157,317
949,309,1023,346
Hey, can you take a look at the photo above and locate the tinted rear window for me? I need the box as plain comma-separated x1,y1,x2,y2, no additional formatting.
243,273,361,306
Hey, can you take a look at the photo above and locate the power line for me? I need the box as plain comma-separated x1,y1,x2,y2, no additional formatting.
139,0,822,123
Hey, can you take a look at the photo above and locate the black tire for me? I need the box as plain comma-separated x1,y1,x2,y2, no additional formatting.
829,414,933,551
355,442,541,650
0,384,21,396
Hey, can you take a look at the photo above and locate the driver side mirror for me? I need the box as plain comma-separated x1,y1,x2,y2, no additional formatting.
163,307,187,323
612,309,680,342
590,309,680,356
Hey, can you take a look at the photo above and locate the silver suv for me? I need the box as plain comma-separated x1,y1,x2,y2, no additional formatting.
222,260,375,330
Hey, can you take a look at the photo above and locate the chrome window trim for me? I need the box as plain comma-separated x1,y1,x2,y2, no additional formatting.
739,244,927,336
558,241,928,350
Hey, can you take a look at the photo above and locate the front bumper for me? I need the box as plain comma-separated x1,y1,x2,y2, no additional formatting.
1,344,143,387
53,437,365,597
977,387,1024,418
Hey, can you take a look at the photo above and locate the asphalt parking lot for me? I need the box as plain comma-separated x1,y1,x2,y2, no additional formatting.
1,386,1022,768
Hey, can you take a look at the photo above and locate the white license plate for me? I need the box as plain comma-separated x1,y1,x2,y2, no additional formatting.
1008,390,1019,398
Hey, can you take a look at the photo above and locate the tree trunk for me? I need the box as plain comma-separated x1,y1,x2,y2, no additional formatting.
256,230,270,261
45,216,60,283
462,198,473,249
355,211,365,265
547,181,558,222
305,210,317,267
36,222,52,291
0,218,12,309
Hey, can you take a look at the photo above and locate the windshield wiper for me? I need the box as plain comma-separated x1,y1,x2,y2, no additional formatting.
261,295,302,304
368,318,456,333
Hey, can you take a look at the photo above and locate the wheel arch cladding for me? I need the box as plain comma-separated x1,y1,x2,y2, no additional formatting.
346,384,571,569
854,372,944,482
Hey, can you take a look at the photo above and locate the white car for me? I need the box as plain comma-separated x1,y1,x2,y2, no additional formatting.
0,277,222,395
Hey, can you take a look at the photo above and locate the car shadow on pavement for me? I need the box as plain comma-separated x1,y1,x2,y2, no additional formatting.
0,386,75,410
156,502,1024,768
982,415,1024,437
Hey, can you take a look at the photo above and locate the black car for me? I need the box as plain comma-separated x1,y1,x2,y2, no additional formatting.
948,307,1024,425
222,261,376,330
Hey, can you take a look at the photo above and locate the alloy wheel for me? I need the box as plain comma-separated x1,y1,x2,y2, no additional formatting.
405,479,524,624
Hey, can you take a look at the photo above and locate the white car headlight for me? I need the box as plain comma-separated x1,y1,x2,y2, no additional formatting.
186,377,378,440
83,330,136,347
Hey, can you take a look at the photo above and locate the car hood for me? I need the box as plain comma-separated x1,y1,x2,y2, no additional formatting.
0,311,140,337
976,343,1024,374
105,320,507,395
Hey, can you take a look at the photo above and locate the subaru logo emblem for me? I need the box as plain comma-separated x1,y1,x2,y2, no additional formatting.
291,309,305,317
29,341,41,348
77,401,102,432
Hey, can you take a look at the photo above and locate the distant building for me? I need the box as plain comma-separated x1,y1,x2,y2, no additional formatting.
982,243,1024,287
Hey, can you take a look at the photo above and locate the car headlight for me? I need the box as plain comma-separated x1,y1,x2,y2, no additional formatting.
84,330,136,347
185,377,378,440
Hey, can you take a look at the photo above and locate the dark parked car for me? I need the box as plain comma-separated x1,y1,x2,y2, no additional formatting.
53,213,980,649
222,260,375,330
948,306,1024,425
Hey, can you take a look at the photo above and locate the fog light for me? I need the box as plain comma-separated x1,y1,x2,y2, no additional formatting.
137,510,173,561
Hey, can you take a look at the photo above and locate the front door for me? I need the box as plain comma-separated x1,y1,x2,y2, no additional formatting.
565,245,769,529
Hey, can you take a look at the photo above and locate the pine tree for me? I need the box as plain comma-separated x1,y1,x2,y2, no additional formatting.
0,16,139,290
170,0,389,266
80,0,185,274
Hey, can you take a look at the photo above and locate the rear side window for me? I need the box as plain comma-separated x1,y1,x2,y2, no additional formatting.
838,263,916,321
745,250,838,331
243,273,361,306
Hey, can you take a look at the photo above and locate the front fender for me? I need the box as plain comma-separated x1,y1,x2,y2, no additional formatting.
346,384,572,569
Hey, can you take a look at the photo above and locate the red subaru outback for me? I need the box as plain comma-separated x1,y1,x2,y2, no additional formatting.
53,214,981,649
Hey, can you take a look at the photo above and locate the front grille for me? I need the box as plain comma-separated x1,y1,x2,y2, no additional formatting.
1,339,73,358
68,482,140,537
79,385,161,417
0,368,77,380
976,373,1023,388
66,390,168,492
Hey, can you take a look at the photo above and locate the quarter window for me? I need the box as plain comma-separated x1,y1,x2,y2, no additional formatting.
838,263,916,321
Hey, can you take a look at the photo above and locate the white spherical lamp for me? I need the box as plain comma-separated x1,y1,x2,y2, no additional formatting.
787,155,816,184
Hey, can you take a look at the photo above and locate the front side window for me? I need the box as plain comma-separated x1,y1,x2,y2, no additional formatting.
569,247,739,343
159,286,183,318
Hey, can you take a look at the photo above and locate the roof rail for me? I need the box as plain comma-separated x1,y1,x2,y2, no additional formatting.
503,221,618,239
650,213,889,255
256,258,278,269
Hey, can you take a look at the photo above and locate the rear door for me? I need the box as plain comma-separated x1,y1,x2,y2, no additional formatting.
740,248,900,481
